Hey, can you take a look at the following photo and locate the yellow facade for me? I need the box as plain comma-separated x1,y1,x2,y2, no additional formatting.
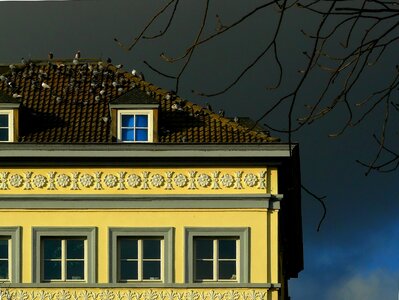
0,154,295,300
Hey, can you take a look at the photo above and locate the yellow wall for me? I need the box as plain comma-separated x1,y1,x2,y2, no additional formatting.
0,208,278,284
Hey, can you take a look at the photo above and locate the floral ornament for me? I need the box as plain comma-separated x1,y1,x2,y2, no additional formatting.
174,174,188,187
127,174,141,188
151,174,164,187
9,174,23,187
220,174,234,187
33,174,47,188
104,174,118,188
80,174,94,188
56,174,70,188
244,173,258,187
197,173,211,187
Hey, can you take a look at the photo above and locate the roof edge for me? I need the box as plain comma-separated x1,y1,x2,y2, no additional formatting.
0,143,297,158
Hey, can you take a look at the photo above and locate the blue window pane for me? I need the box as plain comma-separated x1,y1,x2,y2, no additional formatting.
195,260,213,280
0,129,8,141
136,115,148,127
120,239,138,259
136,129,148,141
219,240,236,259
195,239,213,259
0,261,8,279
122,129,135,141
122,115,134,127
67,239,84,259
43,261,61,280
43,239,61,259
0,240,8,259
0,115,8,127
120,261,138,280
143,239,160,259
67,261,84,280
219,261,236,280
143,261,161,280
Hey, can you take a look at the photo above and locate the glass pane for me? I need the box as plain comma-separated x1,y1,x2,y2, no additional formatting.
0,129,8,141
135,129,148,141
143,261,161,280
120,260,138,280
135,115,148,127
195,239,213,259
219,261,236,280
67,239,84,259
143,239,160,259
122,115,134,127
43,239,61,259
195,260,213,280
122,129,134,141
218,240,236,259
0,240,8,259
0,115,8,127
43,261,61,280
67,261,84,280
119,239,138,259
0,260,8,279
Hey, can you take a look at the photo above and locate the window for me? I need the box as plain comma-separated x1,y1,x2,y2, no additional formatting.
194,238,238,282
0,227,21,283
42,238,85,282
0,110,13,142
118,110,153,142
32,227,97,283
118,237,162,281
0,238,10,281
109,228,173,283
185,227,249,284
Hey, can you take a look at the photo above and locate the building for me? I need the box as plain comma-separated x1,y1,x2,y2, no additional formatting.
0,59,303,300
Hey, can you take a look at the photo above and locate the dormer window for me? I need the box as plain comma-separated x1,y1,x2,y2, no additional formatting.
0,110,13,142
117,110,153,143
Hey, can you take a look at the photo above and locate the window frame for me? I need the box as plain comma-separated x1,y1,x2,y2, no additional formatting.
41,237,86,282
32,227,97,284
0,110,13,142
0,227,21,283
117,110,153,143
109,227,173,283
185,227,249,284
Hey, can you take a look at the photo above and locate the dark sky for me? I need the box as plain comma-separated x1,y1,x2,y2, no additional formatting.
0,1,398,299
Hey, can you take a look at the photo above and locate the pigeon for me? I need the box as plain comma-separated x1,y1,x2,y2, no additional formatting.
42,82,51,89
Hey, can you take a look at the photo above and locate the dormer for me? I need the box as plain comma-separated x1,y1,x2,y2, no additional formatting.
0,91,20,142
110,88,159,143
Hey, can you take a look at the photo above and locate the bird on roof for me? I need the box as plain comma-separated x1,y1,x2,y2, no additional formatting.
42,82,51,89
205,103,213,111
12,93,22,98
48,52,54,60
106,57,112,63
218,109,225,117
115,64,123,69
75,51,81,59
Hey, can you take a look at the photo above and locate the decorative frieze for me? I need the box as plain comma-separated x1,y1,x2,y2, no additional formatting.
0,289,274,300
0,167,273,194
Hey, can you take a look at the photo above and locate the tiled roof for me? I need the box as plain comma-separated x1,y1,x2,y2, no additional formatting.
0,59,278,143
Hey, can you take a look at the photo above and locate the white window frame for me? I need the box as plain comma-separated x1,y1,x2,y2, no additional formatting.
41,237,87,282
0,237,11,282
109,227,174,284
0,227,21,283
117,110,153,143
194,237,239,282
32,227,97,284
117,237,163,282
0,110,13,142
185,227,249,284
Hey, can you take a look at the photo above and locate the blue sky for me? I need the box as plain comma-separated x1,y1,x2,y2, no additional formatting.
0,1,398,299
